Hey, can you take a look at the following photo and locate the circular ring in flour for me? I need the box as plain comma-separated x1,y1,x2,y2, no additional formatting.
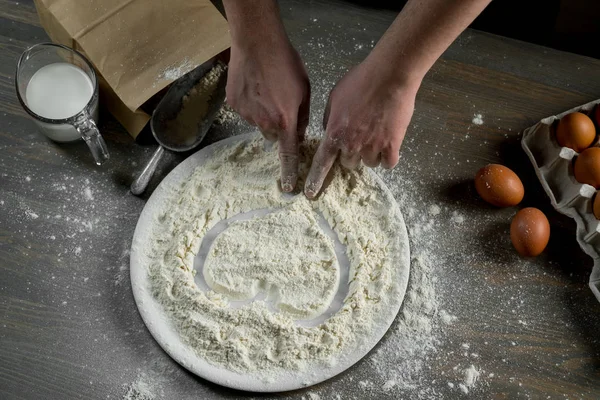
130,132,410,392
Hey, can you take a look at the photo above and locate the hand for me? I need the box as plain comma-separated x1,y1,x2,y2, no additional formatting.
304,58,419,199
226,35,310,192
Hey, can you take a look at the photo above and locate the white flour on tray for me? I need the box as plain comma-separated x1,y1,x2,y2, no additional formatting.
204,201,340,320
144,136,408,376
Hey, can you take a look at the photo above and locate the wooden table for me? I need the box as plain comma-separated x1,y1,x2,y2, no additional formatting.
1,0,600,398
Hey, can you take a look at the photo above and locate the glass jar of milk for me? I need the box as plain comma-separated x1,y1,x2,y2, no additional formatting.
16,43,109,165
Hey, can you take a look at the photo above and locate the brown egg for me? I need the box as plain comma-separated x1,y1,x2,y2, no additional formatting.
510,208,550,257
556,112,596,152
594,193,600,220
475,164,524,207
574,147,600,188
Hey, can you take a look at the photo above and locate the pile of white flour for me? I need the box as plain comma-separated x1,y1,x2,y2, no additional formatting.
204,201,340,320
144,135,409,377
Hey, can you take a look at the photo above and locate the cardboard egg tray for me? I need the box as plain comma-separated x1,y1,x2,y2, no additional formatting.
521,99,600,302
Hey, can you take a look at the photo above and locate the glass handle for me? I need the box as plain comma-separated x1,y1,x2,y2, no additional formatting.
74,113,109,165
131,145,165,196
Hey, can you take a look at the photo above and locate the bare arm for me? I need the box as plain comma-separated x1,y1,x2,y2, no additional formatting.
305,0,492,198
223,0,310,192
373,0,491,84
223,1,287,50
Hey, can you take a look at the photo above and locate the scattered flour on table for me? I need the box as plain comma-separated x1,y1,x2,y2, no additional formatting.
464,365,481,387
472,114,484,125
370,166,490,399
114,247,131,286
25,210,39,219
429,204,441,216
439,309,458,325
458,365,480,395
122,373,159,400
382,379,397,391
451,211,465,224
84,186,94,201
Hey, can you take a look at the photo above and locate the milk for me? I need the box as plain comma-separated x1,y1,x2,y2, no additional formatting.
25,63,96,142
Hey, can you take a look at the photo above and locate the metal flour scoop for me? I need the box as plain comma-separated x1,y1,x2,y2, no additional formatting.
131,60,227,195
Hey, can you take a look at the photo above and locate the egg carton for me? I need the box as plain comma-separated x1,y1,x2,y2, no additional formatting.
521,98,600,302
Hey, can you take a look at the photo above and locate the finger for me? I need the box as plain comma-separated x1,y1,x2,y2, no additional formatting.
253,107,280,142
381,145,400,169
305,139,338,199
279,115,299,193
340,150,361,169
361,148,381,168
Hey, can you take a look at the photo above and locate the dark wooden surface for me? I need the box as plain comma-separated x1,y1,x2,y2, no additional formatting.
2,0,600,399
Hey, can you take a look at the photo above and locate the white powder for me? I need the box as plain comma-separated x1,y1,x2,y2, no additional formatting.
144,136,409,377
370,167,474,398
439,309,458,324
214,104,240,125
428,204,441,216
204,201,339,320
159,58,193,82
451,211,465,224
367,250,439,397
464,364,480,387
25,176,31,182
25,210,39,219
122,372,159,400
84,187,94,201
115,248,131,286
449,364,481,395
382,379,396,391
472,114,484,125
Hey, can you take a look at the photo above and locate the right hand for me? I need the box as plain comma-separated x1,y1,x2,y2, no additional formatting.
226,34,310,192
304,57,418,199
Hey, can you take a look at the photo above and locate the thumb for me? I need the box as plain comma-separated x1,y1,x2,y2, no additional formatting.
304,136,338,199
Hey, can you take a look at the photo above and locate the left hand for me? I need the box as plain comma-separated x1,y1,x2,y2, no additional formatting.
304,57,420,199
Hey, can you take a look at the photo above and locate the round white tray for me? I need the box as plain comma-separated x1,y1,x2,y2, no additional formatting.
130,133,410,392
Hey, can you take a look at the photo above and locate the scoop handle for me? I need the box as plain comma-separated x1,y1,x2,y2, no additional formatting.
75,112,110,165
131,145,165,196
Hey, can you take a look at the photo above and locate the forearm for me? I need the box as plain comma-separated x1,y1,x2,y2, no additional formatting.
222,0,288,48
370,0,491,86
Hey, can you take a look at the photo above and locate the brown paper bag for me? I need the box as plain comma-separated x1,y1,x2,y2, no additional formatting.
34,0,231,138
